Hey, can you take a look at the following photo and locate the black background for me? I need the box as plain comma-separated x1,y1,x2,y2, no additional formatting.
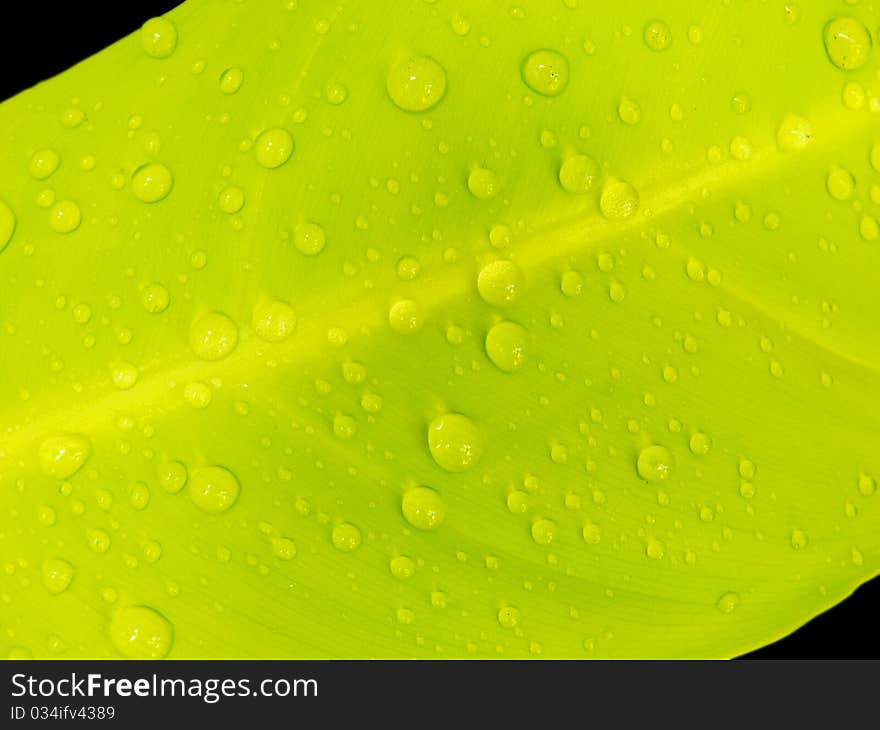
0,1,876,660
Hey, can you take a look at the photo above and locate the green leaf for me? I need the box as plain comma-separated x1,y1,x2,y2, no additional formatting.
1,0,878,659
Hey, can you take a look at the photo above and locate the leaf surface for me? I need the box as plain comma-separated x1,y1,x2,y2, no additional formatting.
1,0,878,658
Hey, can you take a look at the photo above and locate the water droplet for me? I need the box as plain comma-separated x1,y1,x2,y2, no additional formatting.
776,114,812,152
531,518,557,545
428,413,485,472
646,538,665,559
112,362,139,390
0,201,15,253
141,17,177,59
42,558,74,594
489,223,512,248
132,163,173,202
468,166,499,200
716,591,740,614
600,180,639,220
827,167,854,200
141,283,170,313
401,486,446,530
110,605,173,658
325,81,348,105
859,215,878,241
219,67,243,94
791,528,809,550
388,299,424,334
823,17,872,70
637,445,675,482
29,149,59,179
39,435,91,479
521,49,569,96
253,300,297,342
485,321,527,372
386,56,447,112
644,20,672,51
497,605,520,628
157,461,187,493
396,256,421,280
689,432,712,455
254,128,294,169
618,96,641,125
582,522,602,544
293,222,326,255
183,381,212,408
130,481,150,510
477,260,525,307
858,472,876,496
188,466,240,513
189,312,238,360
559,154,600,194
87,529,111,553
390,556,415,579
48,201,81,234
333,413,357,439
218,186,245,213
331,522,361,551
271,537,297,560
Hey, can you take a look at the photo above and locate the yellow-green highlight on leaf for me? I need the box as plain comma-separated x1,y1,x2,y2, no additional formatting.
0,0,878,659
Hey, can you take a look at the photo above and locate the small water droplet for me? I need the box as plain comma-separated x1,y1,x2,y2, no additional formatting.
791,528,809,550
776,114,812,152
716,591,740,614
141,283,170,313
497,605,520,629
644,20,672,51
271,537,297,560
157,461,187,493
219,67,243,94
29,149,60,179
218,186,245,213
468,166,499,200
531,518,557,545
689,432,712,455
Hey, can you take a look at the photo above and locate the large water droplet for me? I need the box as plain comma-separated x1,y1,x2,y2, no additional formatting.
636,445,675,482
477,260,525,307
39,435,91,479
485,321,527,372
132,163,173,202
521,49,569,96
823,17,872,70
253,300,297,342
141,17,177,59
401,486,446,530
188,466,240,513
387,56,447,112
189,312,238,360
428,413,485,472
254,128,294,169
42,558,74,594
110,605,173,658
